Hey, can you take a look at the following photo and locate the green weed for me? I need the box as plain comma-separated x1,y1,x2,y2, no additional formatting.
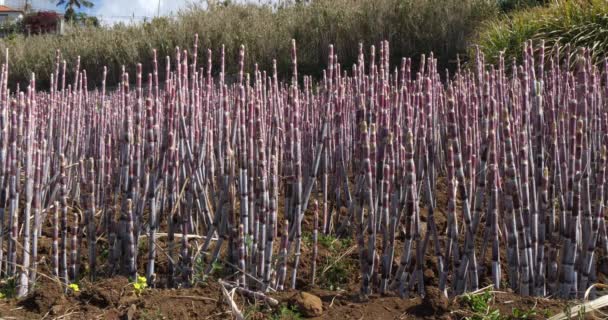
511,307,537,319
271,304,302,320
463,291,502,320
0,277,17,299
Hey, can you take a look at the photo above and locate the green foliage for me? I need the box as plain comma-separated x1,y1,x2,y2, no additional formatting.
511,307,537,319
192,255,225,287
245,235,253,248
318,234,351,251
474,0,608,67
132,275,148,295
315,234,354,291
0,20,24,38
191,255,207,286
463,291,501,320
497,0,551,13
210,261,223,275
463,291,493,314
562,303,586,320
0,0,499,90
301,232,312,247
561,303,587,320
0,277,17,299
317,234,336,249
99,247,109,261
319,259,349,291
68,283,80,292
72,13,100,27
272,304,302,320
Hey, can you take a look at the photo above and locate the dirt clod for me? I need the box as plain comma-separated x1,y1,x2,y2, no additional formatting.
422,286,449,315
19,280,63,313
424,268,436,285
293,291,323,317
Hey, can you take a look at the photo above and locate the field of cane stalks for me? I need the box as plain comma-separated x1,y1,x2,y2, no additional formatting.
0,35,606,319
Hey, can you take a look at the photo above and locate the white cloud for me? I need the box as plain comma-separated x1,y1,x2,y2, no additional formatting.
93,0,197,24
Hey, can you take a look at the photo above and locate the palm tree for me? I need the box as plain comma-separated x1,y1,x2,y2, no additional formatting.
56,0,94,22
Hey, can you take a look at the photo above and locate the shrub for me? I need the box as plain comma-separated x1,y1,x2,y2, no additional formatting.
24,11,61,35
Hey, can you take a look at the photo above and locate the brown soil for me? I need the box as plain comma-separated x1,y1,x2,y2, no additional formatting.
0,278,572,320
0,178,599,319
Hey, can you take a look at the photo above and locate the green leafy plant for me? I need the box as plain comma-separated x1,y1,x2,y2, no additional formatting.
133,275,148,295
562,302,587,320
245,235,253,248
0,277,17,299
192,257,225,287
320,259,349,291
272,304,302,320
192,255,207,286
511,307,537,319
301,232,312,247
318,234,351,251
68,283,80,292
578,304,587,319
463,291,502,320
318,234,337,249
314,234,356,291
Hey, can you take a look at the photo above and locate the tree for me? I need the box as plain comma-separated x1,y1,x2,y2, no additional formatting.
55,0,94,22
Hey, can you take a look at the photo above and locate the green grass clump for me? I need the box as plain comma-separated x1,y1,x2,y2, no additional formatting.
272,304,302,320
315,234,354,291
474,0,608,67
461,290,543,320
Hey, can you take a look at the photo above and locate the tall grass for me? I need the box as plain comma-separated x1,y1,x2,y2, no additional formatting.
0,0,498,89
475,0,608,66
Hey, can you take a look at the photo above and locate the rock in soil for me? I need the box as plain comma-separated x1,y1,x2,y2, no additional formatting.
292,291,323,317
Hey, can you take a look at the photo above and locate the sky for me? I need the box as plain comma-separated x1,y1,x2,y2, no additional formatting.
27,0,204,24
86,0,197,22
31,0,265,25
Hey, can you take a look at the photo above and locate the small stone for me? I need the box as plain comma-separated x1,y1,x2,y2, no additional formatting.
293,292,323,317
